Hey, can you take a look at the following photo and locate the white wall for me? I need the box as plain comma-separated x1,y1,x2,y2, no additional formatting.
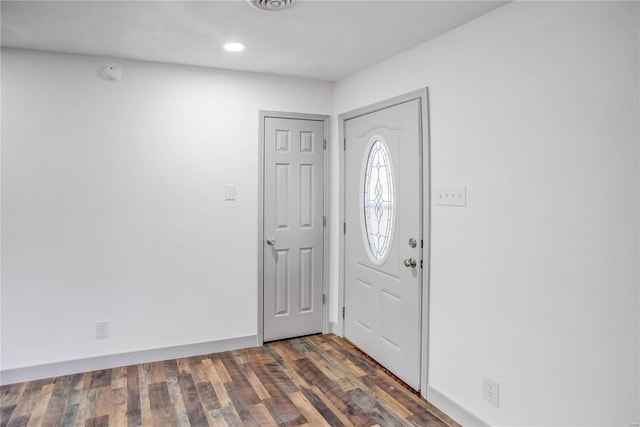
1,49,332,371
332,1,639,426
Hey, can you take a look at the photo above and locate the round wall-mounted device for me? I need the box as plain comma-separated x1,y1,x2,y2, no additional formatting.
102,65,122,81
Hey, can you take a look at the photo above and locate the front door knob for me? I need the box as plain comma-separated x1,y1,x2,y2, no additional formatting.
266,237,276,246
403,258,417,268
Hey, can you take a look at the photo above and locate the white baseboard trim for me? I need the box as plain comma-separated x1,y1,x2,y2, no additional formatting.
426,385,490,427
1,334,258,385
329,321,339,335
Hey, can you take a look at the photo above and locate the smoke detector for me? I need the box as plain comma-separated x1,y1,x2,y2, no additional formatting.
102,65,122,81
248,0,294,11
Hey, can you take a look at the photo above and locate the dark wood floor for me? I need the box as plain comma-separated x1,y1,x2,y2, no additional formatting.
1,334,457,427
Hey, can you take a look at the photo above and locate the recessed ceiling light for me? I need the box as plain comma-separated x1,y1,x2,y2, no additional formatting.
223,42,245,53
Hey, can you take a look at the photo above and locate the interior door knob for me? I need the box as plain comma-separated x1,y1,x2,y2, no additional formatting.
266,237,276,246
403,258,417,268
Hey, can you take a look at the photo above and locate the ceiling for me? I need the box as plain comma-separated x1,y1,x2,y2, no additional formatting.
1,0,507,81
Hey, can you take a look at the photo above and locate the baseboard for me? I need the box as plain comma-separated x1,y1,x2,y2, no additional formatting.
329,321,340,335
426,385,490,427
1,334,257,385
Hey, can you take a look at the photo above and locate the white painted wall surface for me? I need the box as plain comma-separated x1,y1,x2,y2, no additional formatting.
332,1,639,425
1,49,332,371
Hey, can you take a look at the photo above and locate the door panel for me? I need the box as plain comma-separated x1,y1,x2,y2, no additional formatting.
264,117,324,342
300,164,314,227
275,164,289,228
275,249,289,315
344,99,422,389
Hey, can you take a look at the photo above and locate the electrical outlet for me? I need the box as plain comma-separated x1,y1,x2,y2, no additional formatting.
95,321,109,339
483,377,500,407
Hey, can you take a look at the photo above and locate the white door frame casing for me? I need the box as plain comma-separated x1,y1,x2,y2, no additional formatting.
258,111,331,345
337,89,431,397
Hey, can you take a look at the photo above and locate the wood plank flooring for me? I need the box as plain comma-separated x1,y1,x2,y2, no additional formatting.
1,334,458,427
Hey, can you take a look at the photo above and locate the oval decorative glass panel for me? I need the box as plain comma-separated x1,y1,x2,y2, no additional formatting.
363,138,395,263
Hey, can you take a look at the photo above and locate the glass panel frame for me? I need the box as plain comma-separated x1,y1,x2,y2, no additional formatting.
361,136,396,265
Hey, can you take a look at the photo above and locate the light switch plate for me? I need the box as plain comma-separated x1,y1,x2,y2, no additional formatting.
434,186,466,206
224,184,236,200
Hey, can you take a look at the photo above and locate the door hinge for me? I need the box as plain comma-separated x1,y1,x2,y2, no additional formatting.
323,139,327,150
323,216,326,227
342,306,345,319
343,222,346,234
343,138,346,150
322,294,326,305
420,259,423,269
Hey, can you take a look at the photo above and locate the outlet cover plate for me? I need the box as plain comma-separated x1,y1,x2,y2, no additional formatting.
95,321,109,339
434,186,466,206
483,376,500,406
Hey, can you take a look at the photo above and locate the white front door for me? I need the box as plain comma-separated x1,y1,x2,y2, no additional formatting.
263,117,325,342
344,99,423,389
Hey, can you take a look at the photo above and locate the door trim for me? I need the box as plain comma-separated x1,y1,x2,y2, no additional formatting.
337,89,430,397
258,111,330,345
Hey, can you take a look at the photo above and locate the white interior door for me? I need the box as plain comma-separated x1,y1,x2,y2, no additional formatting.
263,117,325,342
344,99,422,389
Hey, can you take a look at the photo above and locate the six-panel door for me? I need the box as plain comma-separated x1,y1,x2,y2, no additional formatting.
263,117,325,342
